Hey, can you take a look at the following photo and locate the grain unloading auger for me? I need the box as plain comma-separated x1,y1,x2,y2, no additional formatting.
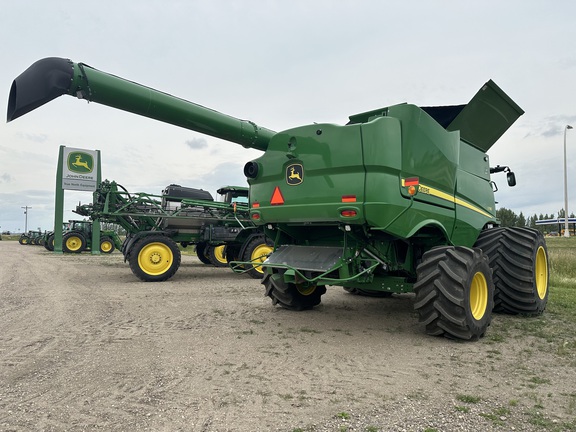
8,57,549,340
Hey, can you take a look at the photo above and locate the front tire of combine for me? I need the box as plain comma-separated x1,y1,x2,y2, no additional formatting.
483,227,548,315
62,232,86,253
242,235,274,279
207,245,228,267
100,236,115,254
194,242,213,265
413,246,494,341
128,235,181,282
263,269,327,311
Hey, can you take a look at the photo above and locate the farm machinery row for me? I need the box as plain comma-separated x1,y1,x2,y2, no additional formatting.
7,57,549,340
73,180,272,282
18,221,122,253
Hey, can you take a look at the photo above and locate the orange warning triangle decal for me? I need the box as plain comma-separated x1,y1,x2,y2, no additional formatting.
270,186,284,205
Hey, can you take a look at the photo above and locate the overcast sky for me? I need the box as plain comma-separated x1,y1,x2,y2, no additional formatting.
1,1,576,233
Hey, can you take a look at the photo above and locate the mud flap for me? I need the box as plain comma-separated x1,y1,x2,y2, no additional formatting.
264,245,343,272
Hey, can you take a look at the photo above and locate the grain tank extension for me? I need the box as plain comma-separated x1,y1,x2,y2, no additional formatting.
8,57,549,340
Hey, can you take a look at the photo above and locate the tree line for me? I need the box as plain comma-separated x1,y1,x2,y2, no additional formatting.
496,207,575,234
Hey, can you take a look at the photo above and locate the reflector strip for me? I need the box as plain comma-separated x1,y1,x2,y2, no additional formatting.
270,186,284,205
404,177,419,186
341,195,356,203
341,210,357,217
252,202,260,208
418,182,493,218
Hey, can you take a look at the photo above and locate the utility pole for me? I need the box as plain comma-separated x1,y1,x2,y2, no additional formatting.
21,206,32,233
564,125,573,237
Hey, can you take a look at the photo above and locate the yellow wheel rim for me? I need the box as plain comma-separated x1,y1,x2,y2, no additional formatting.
535,246,548,300
66,236,83,251
470,271,488,320
250,244,273,274
213,245,227,264
101,241,113,253
138,242,173,276
297,285,316,296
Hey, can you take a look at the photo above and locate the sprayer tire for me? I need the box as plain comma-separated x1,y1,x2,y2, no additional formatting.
242,235,274,279
263,269,326,311
100,236,115,254
225,244,244,273
195,242,212,265
128,235,181,282
207,245,228,267
63,232,87,253
413,246,494,341
477,227,548,315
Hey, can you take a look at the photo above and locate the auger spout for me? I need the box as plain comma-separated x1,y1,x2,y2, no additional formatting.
7,57,275,151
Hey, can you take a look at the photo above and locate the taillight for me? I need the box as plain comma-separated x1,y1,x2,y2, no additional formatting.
341,210,357,217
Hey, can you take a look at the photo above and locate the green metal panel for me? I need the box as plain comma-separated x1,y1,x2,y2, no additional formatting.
446,80,524,152
249,123,367,225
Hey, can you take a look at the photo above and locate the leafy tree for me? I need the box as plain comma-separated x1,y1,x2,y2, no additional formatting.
529,213,538,229
496,207,518,227
517,212,526,227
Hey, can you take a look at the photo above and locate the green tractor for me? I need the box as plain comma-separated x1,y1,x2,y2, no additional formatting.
61,220,122,254
19,230,43,245
8,58,549,340
43,222,70,251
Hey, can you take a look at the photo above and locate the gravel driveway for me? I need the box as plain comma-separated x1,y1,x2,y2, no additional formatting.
1,241,574,431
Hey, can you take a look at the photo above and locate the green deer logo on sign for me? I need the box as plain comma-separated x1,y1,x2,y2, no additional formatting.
67,152,94,174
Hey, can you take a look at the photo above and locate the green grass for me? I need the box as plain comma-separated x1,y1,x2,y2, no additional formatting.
543,237,576,332
456,394,481,404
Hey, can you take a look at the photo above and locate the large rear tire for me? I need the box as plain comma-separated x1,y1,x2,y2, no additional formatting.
44,234,55,251
413,246,494,341
128,235,181,282
63,232,86,253
475,227,548,315
241,235,274,279
263,269,326,311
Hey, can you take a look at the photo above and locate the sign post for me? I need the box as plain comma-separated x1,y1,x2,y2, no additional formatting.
54,146,101,254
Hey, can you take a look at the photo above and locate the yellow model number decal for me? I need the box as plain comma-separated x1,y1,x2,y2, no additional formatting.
419,185,430,194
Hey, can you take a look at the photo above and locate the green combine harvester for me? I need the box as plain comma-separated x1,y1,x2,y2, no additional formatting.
7,57,549,340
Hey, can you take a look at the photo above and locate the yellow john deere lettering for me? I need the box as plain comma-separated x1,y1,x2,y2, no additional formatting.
403,179,492,218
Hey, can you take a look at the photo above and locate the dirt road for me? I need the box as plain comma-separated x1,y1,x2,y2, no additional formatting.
1,241,574,431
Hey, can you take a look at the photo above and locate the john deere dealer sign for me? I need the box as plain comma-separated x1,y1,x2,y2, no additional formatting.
62,147,99,191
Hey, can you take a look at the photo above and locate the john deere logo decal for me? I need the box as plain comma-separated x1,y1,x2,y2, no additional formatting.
286,163,303,185
67,152,94,174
